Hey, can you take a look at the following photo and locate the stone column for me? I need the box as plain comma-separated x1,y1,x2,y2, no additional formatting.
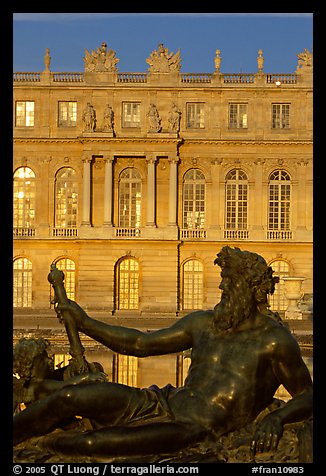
81,156,92,226
103,157,114,226
146,156,157,227
168,156,179,226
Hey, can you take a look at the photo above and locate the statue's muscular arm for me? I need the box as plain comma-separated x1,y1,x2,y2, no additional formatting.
251,327,312,454
61,300,200,357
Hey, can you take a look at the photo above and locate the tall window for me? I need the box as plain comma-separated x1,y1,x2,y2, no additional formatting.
268,259,290,311
122,102,141,128
117,257,139,310
268,170,291,231
114,354,138,386
13,167,36,229
272,104,290,129
186,103,204,129
15,101,35,127
225,169,248,230
119,168,142,228
228,103,248,129
13,258,32,307
182,259,203,310
50,258,76,302
54,168,78,228
58,101,77,127
183,169,206,229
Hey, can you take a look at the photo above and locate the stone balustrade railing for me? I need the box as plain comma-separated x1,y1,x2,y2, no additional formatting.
13,71,299,85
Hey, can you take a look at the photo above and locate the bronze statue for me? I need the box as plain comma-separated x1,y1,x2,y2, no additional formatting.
13,246,312,460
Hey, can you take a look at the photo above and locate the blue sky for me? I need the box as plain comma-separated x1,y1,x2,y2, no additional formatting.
13,13,313,73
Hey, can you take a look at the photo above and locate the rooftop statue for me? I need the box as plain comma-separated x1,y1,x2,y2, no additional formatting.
146,43,181,73
84,42,119,73
296,48,313,72
13,247,312,462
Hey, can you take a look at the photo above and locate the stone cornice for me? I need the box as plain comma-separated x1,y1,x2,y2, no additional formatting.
14,137,313,147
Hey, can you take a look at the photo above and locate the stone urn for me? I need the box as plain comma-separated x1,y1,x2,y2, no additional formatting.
283,277,305,320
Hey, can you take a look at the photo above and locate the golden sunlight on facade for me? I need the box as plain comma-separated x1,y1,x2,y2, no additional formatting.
13,43,313,387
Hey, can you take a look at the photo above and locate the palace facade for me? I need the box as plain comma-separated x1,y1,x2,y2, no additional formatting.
13,44,313,388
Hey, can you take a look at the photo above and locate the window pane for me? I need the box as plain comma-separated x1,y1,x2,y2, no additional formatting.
58,102,77,127
55,168,78,227
122,103,141,128
13,167,36,228
268,170,291,230
225,169,248,230
118,258,139,310
13,258,32,307
119,168,141,228
15,101,34,127
183,259,203,310
183,169,206,229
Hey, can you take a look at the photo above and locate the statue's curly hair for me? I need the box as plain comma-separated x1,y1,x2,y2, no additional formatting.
215,246,279,300
13,338,51,380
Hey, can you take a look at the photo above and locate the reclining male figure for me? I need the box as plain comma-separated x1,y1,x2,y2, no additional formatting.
13,246,313,458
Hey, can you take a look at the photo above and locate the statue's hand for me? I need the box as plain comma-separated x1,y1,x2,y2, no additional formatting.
54,299,88,328
251,413,283,455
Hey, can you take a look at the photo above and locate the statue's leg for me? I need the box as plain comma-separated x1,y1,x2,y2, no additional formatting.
40,420,207,457
14,381,145,446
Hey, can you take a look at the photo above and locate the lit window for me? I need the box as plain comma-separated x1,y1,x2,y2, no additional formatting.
272,104,290,129
119,168,142,228
182,259,203,310
114,354,138,386
122,103,141,128
225,169,248,230
229,103,248,128
117,257,139,310
13,258,32,307
186,103,204,129
268,170,291,231
54,168,78,228
15,101,35,127
268,259,290,311
52,258,76,301
183,169,206,229
13,167,36,229
58,102,77,127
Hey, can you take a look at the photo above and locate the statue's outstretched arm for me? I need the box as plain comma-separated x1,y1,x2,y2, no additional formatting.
54,297,195,357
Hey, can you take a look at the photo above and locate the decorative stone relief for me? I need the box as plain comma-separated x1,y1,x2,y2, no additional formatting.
84,42,119,72
296,49,313,73
146,43,181,73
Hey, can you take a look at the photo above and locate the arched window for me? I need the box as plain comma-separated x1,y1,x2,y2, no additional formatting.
13,258,32,307
119,168,142,229
116,257,139,310
183,169,206,229
225,169,248,230
13,167,36,230
182,259,203,310
268,259,290,311
54,168,78,228
52,258,76,301
268,170,291,231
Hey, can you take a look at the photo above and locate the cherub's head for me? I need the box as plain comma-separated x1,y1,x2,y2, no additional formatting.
13,338,53,380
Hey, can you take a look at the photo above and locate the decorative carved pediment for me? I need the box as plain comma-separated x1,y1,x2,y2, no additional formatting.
84,42,119,72
146,44,181,73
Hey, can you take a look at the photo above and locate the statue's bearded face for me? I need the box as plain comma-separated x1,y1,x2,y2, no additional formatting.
213,269,256,332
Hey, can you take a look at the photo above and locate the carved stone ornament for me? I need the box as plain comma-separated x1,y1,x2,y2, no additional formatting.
146,43,181,73
84,42,119,72
296,48,313,72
